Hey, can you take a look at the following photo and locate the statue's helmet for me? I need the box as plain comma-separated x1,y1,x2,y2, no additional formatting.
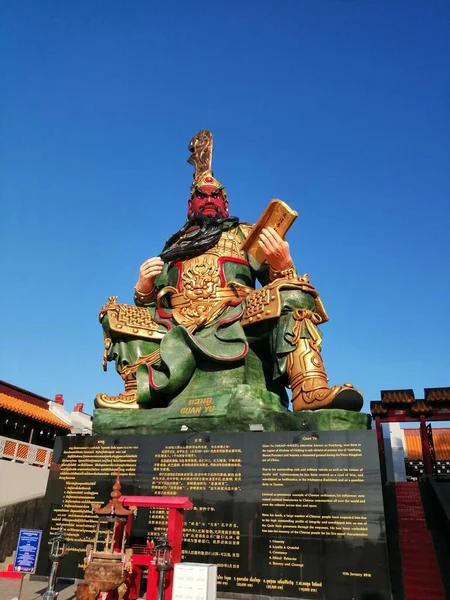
187,130,229,218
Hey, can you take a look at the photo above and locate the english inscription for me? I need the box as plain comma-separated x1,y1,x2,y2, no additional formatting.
38,431,391,599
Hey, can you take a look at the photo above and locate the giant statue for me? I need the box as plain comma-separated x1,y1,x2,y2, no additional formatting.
96,130,363,413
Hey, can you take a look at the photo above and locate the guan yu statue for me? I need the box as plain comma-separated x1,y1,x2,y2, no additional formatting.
96,130,363,413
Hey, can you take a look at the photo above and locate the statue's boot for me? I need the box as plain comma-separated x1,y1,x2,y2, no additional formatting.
287,337,363,412
95,368,139,409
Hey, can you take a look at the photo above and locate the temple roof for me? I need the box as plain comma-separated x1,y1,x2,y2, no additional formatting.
371,386,450,422
404,428,450,461
0,392,71,430
380,389,415,404
424,387,450,403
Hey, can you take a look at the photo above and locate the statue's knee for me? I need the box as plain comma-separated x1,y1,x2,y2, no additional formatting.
279,289,315,312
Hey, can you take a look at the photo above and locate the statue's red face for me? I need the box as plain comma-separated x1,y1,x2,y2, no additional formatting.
188,185,229,219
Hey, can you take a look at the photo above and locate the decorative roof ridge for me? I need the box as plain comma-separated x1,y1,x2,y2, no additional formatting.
380,389,415,404
48,401,72,426
424,387,450,402
404,427,450,434
0,380,51,408
0,392,71,430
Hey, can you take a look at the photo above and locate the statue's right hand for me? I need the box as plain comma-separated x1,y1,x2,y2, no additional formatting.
136,257,164,293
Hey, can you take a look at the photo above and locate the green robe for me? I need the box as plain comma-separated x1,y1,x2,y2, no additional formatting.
102,222,317,408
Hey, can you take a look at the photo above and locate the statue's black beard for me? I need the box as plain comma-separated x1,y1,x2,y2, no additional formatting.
160,213,239,264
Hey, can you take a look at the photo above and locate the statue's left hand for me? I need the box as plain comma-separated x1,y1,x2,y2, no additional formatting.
258,227,293,270
136,257,164,294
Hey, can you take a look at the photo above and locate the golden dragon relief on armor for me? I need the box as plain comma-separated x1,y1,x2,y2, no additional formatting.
169,255,224,326
179,256,221,303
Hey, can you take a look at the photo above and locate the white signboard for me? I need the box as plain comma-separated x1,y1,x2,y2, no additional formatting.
172,563,217,600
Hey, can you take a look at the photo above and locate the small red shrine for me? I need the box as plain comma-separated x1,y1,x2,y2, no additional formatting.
120,494,193,600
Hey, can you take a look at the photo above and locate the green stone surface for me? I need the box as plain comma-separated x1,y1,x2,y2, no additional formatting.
93,384,370,435
136,346,289,408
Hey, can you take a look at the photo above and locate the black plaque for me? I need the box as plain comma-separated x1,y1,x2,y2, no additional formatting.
38,431,391,600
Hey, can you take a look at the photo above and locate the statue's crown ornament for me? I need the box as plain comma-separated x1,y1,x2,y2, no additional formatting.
187,129,227,199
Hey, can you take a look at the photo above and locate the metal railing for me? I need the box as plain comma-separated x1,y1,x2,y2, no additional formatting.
0,434,53,468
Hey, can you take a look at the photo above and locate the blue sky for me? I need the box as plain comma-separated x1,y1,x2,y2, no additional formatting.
1,0,449,415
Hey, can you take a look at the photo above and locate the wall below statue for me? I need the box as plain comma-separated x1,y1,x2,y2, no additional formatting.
0,460,49,508
0,497,45,567
37,430,391,599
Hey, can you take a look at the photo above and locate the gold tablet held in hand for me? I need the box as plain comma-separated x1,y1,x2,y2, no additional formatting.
240,199,298,264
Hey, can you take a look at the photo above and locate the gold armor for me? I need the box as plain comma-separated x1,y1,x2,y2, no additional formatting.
286,309,362,411
158,226,252,329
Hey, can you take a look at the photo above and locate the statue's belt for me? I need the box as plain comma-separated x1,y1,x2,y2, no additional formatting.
100,275,328,341
160,283,253,309
157,284,253,329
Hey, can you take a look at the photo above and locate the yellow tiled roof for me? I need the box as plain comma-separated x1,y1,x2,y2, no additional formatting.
404,428,450,460
0,393,71,430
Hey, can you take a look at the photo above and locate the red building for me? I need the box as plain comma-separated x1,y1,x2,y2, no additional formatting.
0,380,92,572
0,380,72,467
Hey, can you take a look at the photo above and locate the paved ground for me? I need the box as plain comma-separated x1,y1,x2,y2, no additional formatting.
0,578,230,600
0,577,78,599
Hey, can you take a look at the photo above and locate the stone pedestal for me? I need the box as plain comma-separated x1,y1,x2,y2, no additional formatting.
93,384,370,435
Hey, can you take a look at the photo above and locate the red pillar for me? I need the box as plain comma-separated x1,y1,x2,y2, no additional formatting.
375,416,387,482
119,496,192,600
164,508,185,600
419,415,433,475
146,508,185,600
146,558,159,600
